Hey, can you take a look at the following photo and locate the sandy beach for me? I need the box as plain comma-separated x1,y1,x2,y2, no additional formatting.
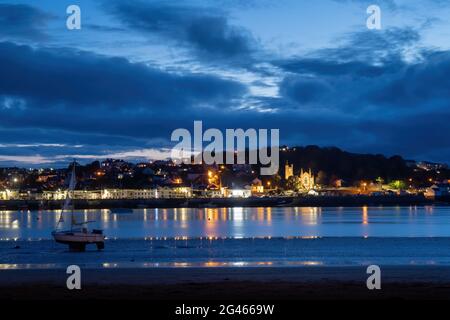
2,266,450,300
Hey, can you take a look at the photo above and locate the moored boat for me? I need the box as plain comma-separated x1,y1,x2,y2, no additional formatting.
52,228,104,251
52,162,105,252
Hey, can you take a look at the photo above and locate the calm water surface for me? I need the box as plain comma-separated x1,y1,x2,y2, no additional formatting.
2,206,450,268
1,206,449,240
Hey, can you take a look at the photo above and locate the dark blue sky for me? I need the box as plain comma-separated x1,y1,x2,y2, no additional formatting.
1,0,450,166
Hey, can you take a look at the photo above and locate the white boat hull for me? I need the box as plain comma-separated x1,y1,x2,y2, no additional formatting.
53,232,104,244
52,230,105,251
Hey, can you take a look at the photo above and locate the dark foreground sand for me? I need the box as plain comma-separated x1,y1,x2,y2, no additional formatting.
1,266,450,300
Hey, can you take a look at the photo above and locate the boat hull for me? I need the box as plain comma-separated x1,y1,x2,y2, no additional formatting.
52,231,105,251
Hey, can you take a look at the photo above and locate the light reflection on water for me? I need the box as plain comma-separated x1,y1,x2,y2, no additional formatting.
1,258,446,270
0,206,449,240
0,260,327,270
2,236,450,269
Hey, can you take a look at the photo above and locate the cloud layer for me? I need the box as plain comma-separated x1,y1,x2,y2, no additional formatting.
109,1,256,62
0,3,52,40
1,0,450,166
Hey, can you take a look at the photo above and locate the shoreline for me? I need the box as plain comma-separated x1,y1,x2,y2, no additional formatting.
1,194,444,210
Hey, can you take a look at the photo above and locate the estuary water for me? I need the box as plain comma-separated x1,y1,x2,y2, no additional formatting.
0,206,449,240
1,206,450,269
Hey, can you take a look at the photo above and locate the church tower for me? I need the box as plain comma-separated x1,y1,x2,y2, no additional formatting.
285,161,294,180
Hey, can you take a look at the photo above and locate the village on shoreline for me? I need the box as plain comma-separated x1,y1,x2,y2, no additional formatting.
1,146,450,208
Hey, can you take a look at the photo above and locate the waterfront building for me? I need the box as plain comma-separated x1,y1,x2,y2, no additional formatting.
0,189,18,200
198,188,223,198
36,187,191,200
42,190,103,200
228,189,252,198
157,186,192,198
101,189,157,200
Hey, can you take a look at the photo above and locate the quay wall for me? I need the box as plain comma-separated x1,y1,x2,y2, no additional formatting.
0,195,441,210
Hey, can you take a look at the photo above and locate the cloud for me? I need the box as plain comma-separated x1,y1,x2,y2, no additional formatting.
0,40,249,166
332,0,399,11
368,50,450,109
2,3,450,167
72,147,173,162
278,58,387,77
0,143,82,148
0,41,250,166
0,3,52,40
277,28,425,112
108,1,256,62
280,46,450,115
0,142,173,167
0,41,246,111
279,77,331,105
272,27,450,162
0,155,54,165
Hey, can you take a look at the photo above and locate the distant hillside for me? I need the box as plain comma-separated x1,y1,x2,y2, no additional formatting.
278,145,411,184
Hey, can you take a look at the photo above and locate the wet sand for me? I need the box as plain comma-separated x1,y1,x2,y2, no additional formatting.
2,266,450,300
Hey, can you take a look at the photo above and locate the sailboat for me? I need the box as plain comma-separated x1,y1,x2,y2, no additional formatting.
52,162,105,251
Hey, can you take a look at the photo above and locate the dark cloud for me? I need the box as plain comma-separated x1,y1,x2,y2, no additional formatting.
280,77,331,105
279,59,387,77
277,28,423,111
280,48,450,114
273,27,450,162
1,4,450,167
0,42,246,111
0,4,52,40
0,41,249,165
313,28,420,65
108,1,256,61
368,50,450,109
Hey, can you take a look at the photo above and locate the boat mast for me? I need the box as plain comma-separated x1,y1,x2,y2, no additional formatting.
67,161,77,230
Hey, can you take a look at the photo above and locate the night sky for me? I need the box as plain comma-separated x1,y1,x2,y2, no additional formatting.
1,0,450,166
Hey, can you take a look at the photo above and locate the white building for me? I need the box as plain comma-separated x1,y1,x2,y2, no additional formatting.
228,189,252,198
157,186,192,198
101,189,157,200
0,189,16,200
1,186,196,201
